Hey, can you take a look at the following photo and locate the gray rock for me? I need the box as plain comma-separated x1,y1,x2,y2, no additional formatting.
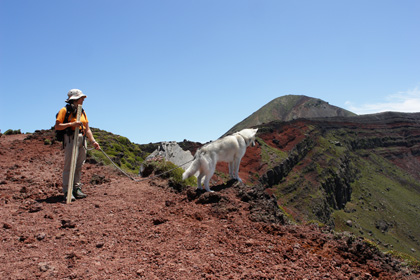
140,141,194,176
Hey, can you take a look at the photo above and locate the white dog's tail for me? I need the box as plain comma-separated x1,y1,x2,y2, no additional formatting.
182,153,201,180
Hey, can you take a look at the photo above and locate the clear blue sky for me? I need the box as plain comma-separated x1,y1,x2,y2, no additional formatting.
1,0,419,144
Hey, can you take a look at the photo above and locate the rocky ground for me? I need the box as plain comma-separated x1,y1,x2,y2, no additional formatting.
1,132,419,279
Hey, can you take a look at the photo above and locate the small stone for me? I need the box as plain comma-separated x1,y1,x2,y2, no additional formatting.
28,204,43,213
196,192,222,204
66,252,79,259
193,212,203,221
165,200,175,207
153,217,168,225
3,223,12,229
245,239,256,247
346,220,353,227
18,236,27,242
36,233,46,241
38,262,50,272
44,214,53,219
61,219,76,228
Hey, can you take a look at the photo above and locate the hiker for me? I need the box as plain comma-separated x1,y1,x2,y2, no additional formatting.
55,89,100,201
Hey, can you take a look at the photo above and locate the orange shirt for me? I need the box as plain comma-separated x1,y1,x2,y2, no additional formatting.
56,107,89,131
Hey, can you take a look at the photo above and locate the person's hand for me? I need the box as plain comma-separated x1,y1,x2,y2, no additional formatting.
71,121,82,128
93,141,101,150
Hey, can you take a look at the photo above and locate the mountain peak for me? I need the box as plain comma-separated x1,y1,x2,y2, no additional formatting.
225,95,356,135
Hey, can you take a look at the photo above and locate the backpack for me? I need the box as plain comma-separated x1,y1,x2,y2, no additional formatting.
55,104,86,142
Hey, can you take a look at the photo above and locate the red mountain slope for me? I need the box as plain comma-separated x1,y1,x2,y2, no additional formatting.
0,132,419,279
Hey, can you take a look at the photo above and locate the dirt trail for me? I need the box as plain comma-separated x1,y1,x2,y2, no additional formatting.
0,132,418,279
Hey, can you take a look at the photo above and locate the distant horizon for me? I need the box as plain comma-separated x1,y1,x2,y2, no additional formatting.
2,93,420,145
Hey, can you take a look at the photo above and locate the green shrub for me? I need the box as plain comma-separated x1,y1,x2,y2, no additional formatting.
142,159,197,191
4,129,21,135
87,128,147,174
386,250,420,270
125,162,133,170
117,136,130,145
112,143,123,152
88,149,111,165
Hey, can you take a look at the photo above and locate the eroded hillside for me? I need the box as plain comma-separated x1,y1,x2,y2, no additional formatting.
253,112,420,261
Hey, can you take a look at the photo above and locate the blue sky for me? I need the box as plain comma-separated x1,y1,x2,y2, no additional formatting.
1,0,419,144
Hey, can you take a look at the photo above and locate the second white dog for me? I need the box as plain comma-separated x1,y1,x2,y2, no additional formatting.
182,128,258,192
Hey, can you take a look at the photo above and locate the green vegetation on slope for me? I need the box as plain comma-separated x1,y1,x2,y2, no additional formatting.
87,128,197,191
257,136,288,169
3,129,22,135
88,128,148,174
264,126,420,261
333,152,420,260
140,158,197,191
267,131,353,222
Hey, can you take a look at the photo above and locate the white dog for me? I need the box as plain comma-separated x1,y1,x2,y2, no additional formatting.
182,128,258,192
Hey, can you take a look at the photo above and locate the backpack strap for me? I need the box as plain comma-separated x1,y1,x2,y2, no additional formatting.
64,105,72,123
64,105,87,136
62,104,75,147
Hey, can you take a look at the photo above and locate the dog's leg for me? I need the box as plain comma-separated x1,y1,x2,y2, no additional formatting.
197,172,204,190
228,161,234,179
233,157,242,183
203,175,214,192
203,165,216,192
231,158,238,180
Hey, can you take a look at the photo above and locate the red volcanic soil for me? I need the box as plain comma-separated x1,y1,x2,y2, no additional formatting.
1,132,419,279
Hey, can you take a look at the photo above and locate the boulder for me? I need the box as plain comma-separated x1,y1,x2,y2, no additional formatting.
140,141,194,176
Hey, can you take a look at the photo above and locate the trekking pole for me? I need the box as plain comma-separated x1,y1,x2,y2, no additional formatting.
66,104,82,204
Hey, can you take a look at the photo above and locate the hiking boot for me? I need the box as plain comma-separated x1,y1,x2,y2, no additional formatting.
73,187,87,199
64,192,76,202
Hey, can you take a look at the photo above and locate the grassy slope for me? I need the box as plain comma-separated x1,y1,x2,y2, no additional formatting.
89,127,196,189
334,151,420,259
89,127,147,174
261,127,420,261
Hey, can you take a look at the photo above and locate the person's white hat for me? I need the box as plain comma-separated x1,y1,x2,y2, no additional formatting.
66,89,87,102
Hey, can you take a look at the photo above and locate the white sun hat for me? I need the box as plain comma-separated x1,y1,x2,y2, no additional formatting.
66,89,87,102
